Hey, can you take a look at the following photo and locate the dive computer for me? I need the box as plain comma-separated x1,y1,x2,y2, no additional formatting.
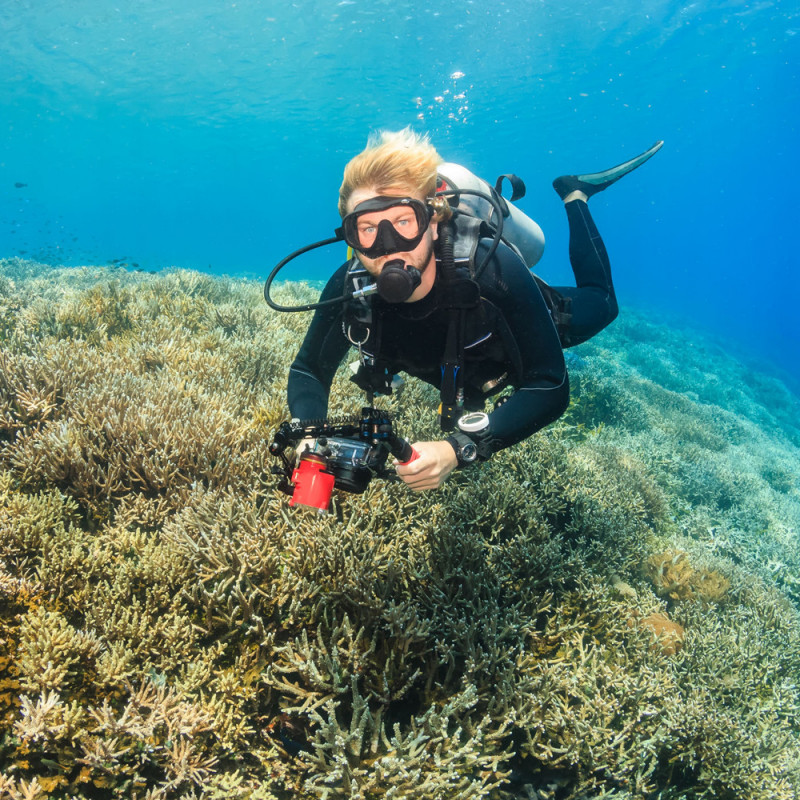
447,412,492,467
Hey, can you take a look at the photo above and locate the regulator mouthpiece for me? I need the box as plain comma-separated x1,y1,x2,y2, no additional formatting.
376,260,422,303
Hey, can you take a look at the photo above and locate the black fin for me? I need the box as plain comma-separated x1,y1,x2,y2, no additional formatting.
553,140,664,200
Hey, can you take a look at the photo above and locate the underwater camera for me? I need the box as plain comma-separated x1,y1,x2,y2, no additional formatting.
269,407,418,512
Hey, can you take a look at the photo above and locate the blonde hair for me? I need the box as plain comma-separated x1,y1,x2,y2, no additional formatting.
338,128,443,217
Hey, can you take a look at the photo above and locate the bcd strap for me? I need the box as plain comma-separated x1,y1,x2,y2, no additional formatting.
533,275,573,346
437,277,482,430
451,214,490,270
439,308,466,431
494,173,526,203
437,220,482,431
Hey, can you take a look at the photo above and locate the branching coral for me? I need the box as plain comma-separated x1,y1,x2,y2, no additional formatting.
1,260,799,799
303,682,513,799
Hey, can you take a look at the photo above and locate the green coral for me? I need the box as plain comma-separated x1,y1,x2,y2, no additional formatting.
0,258,799,798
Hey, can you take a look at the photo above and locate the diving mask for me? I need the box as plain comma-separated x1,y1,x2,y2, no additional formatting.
336,196,434,259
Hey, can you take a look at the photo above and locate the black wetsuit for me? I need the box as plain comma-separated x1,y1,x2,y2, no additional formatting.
288,199,617,456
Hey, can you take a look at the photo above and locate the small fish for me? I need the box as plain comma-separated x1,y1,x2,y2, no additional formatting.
14,182,27,188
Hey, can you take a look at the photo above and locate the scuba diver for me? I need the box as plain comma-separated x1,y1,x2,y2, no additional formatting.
267,129,662,493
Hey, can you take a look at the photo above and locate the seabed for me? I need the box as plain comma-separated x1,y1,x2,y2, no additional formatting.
1,257,799,799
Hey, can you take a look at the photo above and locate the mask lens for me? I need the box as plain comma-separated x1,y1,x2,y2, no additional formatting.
356,207,421,249
341,197,431,258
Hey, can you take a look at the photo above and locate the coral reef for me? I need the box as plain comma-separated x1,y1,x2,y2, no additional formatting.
1,257,799,798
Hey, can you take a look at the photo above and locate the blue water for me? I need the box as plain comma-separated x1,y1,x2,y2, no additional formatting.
2,0,799,382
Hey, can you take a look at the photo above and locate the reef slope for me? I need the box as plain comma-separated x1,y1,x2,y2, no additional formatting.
1,258,799,799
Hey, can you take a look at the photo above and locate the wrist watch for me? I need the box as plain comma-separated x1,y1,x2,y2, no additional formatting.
446,412,492,467
447,432,480,466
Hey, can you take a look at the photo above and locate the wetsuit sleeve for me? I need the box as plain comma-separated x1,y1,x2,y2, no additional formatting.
287,263,352,420
479,243,570,453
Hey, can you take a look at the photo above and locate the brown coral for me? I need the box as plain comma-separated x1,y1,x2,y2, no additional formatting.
637,611,686,656
646,549,731,604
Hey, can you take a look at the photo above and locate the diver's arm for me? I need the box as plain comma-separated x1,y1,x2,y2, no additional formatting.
287,366,333,421
483,367,569,451
476,245,570,454
287,264,351,420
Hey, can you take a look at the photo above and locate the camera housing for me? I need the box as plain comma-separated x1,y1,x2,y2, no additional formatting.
270,408,417,511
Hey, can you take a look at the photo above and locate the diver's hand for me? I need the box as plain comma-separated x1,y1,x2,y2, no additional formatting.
394,440,457,491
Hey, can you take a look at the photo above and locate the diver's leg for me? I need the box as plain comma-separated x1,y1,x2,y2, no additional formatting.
551,199,618,347
548,142,663,346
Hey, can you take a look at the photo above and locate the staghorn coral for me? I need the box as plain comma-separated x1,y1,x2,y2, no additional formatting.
646,549,731,605
0,258,799,798
16,607,102,695
303,682,513,799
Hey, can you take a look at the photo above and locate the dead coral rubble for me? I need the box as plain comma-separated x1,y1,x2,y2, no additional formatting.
1,259,799,799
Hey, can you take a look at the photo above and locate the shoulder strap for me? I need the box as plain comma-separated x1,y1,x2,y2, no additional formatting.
342,258,373,338
494,173,526,202
450,214,483,271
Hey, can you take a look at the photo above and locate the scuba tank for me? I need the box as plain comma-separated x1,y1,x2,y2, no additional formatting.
437,162,545,269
